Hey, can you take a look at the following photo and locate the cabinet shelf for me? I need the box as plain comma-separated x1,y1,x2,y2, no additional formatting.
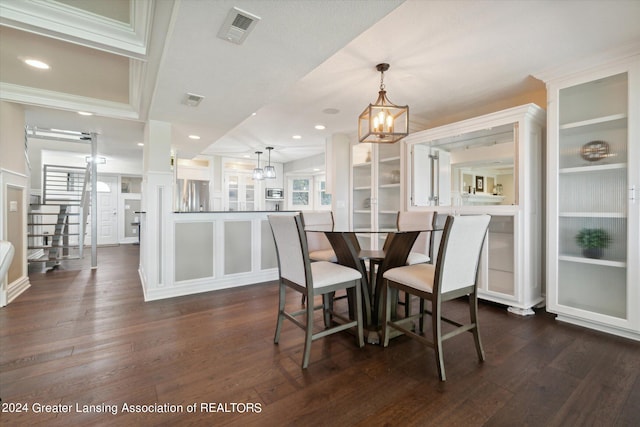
354,186,371,191
353,162,372,168
353,209,371,214
379,156,401,163
559,255,626,268
559,212,626,218
560,113,627,131
379,183,400,189
559,163,626,174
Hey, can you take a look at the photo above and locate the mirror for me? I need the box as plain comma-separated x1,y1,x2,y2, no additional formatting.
411,123,517,206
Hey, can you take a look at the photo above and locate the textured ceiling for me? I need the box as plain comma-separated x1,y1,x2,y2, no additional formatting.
1,0,639,165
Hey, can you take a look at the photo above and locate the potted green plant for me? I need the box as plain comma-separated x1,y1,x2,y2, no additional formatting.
575,228,611,259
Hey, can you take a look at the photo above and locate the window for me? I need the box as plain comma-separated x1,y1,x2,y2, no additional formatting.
316,176,332,208
291,178,310,207
287,175,332,210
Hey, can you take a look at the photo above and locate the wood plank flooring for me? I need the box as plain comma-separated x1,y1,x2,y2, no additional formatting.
1,245,639,426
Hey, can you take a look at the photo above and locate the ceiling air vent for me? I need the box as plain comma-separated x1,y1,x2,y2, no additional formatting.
217,7,261,45
183,93,204,107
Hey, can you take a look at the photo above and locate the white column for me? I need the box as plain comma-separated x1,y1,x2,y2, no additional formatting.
139,120,174,300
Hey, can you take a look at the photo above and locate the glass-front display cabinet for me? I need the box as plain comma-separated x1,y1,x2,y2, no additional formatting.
402,104,546,314
351,141,401,250
545,57,639,340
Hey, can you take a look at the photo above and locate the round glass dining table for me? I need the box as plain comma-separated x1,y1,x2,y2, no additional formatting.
306,228,437,343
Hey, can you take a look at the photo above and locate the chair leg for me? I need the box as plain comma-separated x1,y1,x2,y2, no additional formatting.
302,295,315,369
419,298,426,334
469,292,485,362
404,292,411,318
274,283,286,344
381,280,392,347
354,281,365,348
432,300,446,381
322,293,333,327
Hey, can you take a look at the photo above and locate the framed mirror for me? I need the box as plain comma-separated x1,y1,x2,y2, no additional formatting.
410,122,517,206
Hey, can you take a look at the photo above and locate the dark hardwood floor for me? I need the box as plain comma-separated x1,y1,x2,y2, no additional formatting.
1,245,639,426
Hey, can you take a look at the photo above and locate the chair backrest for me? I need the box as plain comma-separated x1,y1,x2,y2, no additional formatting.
268,214,310,288
301,211,334,252
434,215,490,294
397,211,436,256
0,240,15,282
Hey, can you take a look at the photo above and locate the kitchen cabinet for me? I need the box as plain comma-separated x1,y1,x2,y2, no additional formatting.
545,56,640,340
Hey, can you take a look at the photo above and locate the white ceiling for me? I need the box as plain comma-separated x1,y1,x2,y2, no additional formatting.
1,0,639,165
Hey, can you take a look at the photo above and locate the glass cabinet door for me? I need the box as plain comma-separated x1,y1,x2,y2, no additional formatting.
556,72,629,319
225,172,256,211
352,143,373,231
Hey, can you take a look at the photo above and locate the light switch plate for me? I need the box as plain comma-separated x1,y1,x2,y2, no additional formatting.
9,201,18,212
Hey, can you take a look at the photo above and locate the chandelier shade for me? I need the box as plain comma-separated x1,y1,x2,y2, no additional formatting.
264,146,276,179
252,151,264,180
358,63,409,144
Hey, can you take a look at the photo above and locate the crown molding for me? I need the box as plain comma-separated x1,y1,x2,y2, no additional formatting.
0,82,139,120
0,0,153,59
534,41,640,84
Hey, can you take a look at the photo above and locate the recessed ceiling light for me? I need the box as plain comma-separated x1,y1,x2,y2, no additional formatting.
251,112,257,116
24,59,50,69
77,111,93,116
137,142,144,147
292,135,302,139
314,125,326,130
188,135,201,140
322,108,340,115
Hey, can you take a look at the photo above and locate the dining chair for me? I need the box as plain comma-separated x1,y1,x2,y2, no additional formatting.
396,211,437,265
301,211,337,262
395,211,437,316
381,214,491,381
1,240,15,284
300,211,338,306
269,214,364,369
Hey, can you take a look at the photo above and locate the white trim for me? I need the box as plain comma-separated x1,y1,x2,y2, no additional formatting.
0,82,139,120
143,270,278,302
556,315,640,342
0,0,153,58
6,276,30,305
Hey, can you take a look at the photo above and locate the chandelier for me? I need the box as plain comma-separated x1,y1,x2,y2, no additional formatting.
358,63,409,144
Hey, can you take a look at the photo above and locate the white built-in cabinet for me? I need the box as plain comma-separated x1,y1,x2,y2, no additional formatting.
351,142,402,249
402,104,546,314
545,56,640,340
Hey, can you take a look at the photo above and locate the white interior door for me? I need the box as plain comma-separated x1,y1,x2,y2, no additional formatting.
96,176,118,245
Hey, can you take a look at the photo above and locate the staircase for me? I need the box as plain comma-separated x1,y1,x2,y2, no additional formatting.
28,164,90,269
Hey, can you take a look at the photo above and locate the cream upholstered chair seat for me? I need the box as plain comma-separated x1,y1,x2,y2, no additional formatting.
383,263,436,292
269,214,364,369
382,214,491,381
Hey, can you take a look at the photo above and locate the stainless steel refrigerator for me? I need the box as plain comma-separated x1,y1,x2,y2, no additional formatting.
176,179,210,212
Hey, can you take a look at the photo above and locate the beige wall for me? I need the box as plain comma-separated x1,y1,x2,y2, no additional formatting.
0,101,26,174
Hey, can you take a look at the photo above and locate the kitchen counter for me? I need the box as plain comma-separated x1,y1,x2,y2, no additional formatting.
140,210,295,301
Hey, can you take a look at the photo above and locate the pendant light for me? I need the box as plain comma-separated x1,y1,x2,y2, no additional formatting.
252,151,264,180
358,63,409,144
264,146,276,179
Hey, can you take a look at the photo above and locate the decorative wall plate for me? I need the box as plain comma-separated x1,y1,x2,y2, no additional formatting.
580,140,610,162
